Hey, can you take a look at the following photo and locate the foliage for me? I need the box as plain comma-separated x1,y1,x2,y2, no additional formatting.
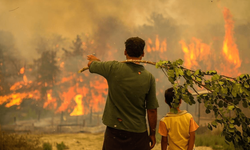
195,134,234,150
156,59,250,150
0,128,42,150
56,142,69,150
42,142,52,150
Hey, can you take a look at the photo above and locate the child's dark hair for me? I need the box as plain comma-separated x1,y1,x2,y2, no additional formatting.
164,87,175,107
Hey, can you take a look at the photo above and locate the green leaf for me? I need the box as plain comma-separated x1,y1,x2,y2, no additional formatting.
168,77,175,84
211,120,218,127
174,68,179,77
170,108,178,114
207,123,213,130
228,128,234,133
205,108,211,114
176,59,184,65
243,101,248,108
232,88,237,97
239,74,247,80
177,68,184,76
194,69,201,76
167,70,175,78
223,102,228,108
196,77,202,82
229,124,234,129
221,87,228,94
244,82,250,88
227,105,235,111
212,74,220,81
186,70,192,77
155,61,163,68
218,101,224,108
218,81,224,85
206,70,217,75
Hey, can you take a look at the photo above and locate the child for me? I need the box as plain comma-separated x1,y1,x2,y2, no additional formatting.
158,87,199,150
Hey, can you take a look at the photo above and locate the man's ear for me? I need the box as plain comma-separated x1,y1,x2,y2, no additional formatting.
124,50,127,55
141,51,144,57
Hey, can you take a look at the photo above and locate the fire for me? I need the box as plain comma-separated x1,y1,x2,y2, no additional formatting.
89,79,108,112
179,7,241,77
56,86,77,113
0,7,243,119
222,7,241,71
0,91,40,107
147,35,167,53
23,75,28,83
20,67,25,74
10,81,23,91
179,38,211,70
70,94,84,116
43,90,57,109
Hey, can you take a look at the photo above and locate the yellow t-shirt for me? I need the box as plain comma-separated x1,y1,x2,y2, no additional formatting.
158,110,199,150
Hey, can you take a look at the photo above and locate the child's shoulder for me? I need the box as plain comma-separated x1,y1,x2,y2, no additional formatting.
185,112,193,118
161,110,193,119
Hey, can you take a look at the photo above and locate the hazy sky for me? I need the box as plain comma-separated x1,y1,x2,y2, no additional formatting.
0,0,250,60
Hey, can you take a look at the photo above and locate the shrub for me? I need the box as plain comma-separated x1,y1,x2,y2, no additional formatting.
0,128,42,150
43,142,52,150
56,142,69,150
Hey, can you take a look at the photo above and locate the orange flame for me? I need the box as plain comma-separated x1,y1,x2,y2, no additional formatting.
43,90,57,109
179,38,211,70
56,86,76,113
70,94,84,116
0,90,40,107
221,7,241,71
1,37,109,118
20,67,25,74
179,7,241,77
89,79,108,112
147,35,167,53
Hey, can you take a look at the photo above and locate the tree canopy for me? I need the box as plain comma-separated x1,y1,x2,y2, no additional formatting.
156,59,250,150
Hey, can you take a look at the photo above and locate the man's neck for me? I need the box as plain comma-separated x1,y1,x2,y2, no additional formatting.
126,56,142,60
126,56,142,64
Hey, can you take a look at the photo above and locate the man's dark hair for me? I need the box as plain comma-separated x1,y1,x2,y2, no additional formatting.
125,37,145,57
164,87,175,107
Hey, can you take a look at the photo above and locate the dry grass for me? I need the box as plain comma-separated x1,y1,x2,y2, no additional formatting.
40,132,104,150
0,128,42,150
0,126,213,150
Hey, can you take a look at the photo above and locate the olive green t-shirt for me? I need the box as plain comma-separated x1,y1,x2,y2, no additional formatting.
89,60,159,133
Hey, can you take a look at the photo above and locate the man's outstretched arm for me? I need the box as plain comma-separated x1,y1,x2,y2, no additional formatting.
147,108,157,149
87,54,100,67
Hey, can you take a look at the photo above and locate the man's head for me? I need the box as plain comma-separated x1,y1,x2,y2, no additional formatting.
125,37,145,58
164,87,181,108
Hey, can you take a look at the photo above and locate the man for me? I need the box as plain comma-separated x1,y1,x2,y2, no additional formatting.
87,37,159,150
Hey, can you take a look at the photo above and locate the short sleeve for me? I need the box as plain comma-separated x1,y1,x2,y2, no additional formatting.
89,61,116,79
158,120,168,137
145,76,159,109
189,118,199,133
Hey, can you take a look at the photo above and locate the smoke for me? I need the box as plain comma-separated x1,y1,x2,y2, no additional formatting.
0,0,249,59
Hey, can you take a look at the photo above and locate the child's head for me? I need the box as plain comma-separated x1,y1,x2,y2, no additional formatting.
164,87,181,108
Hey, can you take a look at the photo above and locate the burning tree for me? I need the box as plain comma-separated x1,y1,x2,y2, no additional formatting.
33,50,60,120
32,35,62,121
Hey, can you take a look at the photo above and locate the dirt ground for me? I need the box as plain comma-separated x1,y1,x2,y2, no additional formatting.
40,133,212,150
